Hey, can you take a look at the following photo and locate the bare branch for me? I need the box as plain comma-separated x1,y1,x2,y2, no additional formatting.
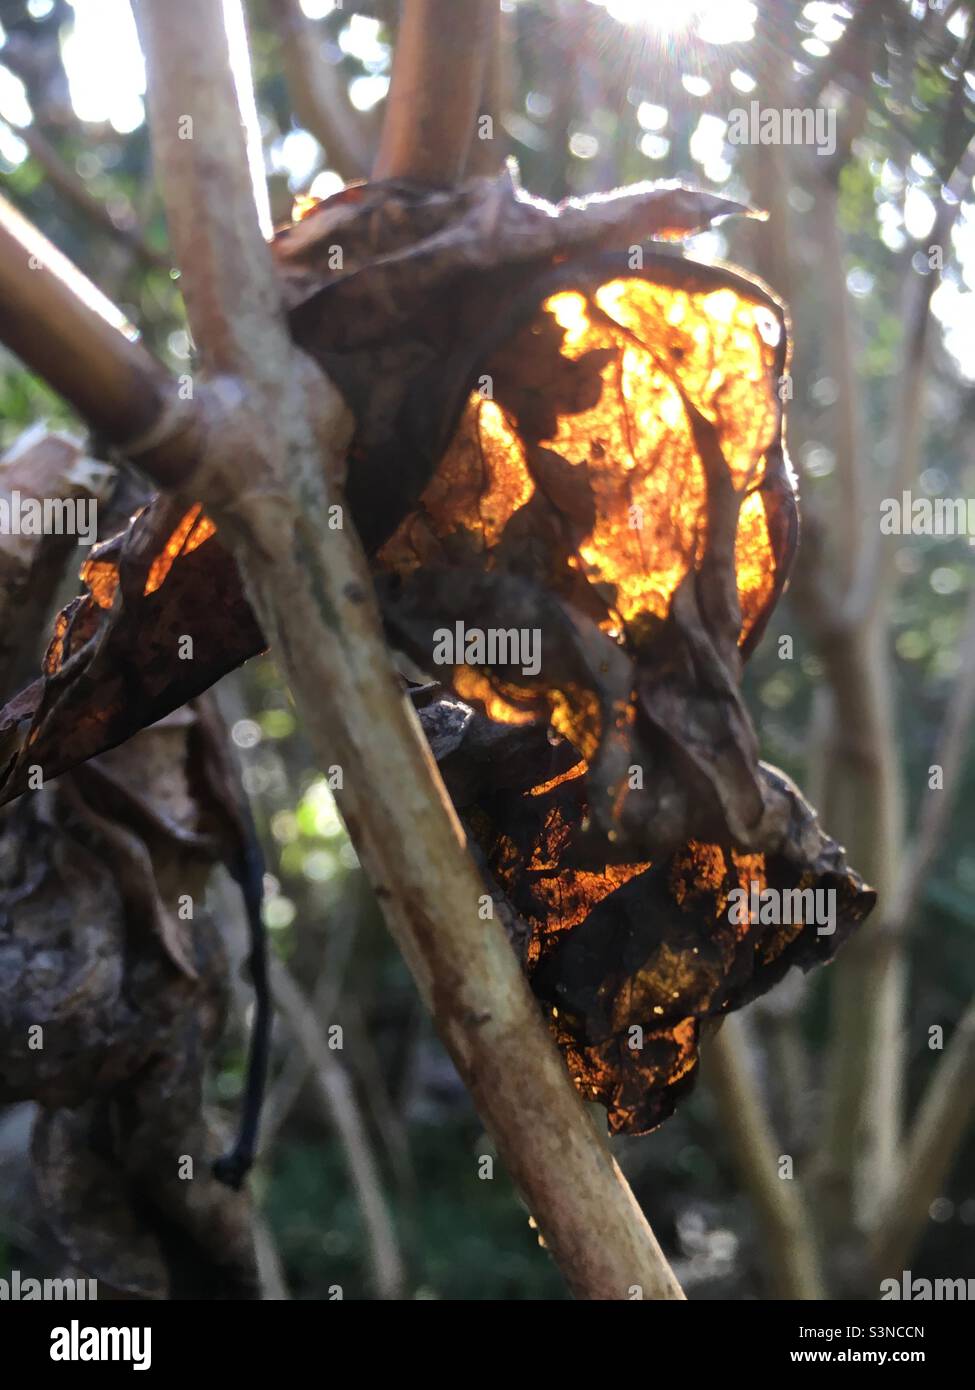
341,997,417,1202
466,0,509,178
705,1016,826,1299
2,120,170,270
847,132,975,627
872,995,975,1276
134,0,684,1300
889,587,975,937
0,193,180,462
808,180,865,597
270,958,405,1300
260,914,358,1149
812,620,906,1242
373,0,495,183
813,124,975,1252
265,0,379,183
252,1212,292,1300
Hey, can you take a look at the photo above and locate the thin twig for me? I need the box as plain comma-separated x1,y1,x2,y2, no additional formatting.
265,0,379,182
270,957,406,1300
847,131,975,627
705,1016,826,1300
1,119,170,270
260,913,358,1148
252,1210,292,1300
340,997,417,1202
872,995,975,1277
888,585,975,937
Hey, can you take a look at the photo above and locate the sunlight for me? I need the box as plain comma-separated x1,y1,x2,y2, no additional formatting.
224,0,273,239
599,0,693,35
62,0,145,133
590,0,757,45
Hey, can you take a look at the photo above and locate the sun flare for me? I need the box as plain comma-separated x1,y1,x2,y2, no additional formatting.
591,0,757,45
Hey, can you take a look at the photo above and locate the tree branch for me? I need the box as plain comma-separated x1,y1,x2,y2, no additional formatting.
747,16,907,1276
887,586,975,938
264,0,380,183
2,120,170,270
758,21,910,1261
814,125,975,1261
259,913,358,1149
861,591,975,1271
269,957,405,1300
0,193,175,458
130,0,683,1300
465,0,509,178
705,1016,826,1299
847,131,975,627
872,994,975,1276
372,0,494,182
252,1211,291,1300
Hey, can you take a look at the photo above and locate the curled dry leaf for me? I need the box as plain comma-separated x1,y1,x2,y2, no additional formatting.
0,495,260,802
378,237,874,1131
374,250,799,859
418,689,873,1134
0,170,874,1138
0,174,758,801
281,168,760,552
0,706,259,1297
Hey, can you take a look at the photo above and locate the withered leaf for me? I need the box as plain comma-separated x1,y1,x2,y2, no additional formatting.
281,169,762,553
0,707,259,1296
0,172,874,1141
376,252,801,866
0,181,753,803
32,1108,170,1300
420,689,874,1135
0,497,261,803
